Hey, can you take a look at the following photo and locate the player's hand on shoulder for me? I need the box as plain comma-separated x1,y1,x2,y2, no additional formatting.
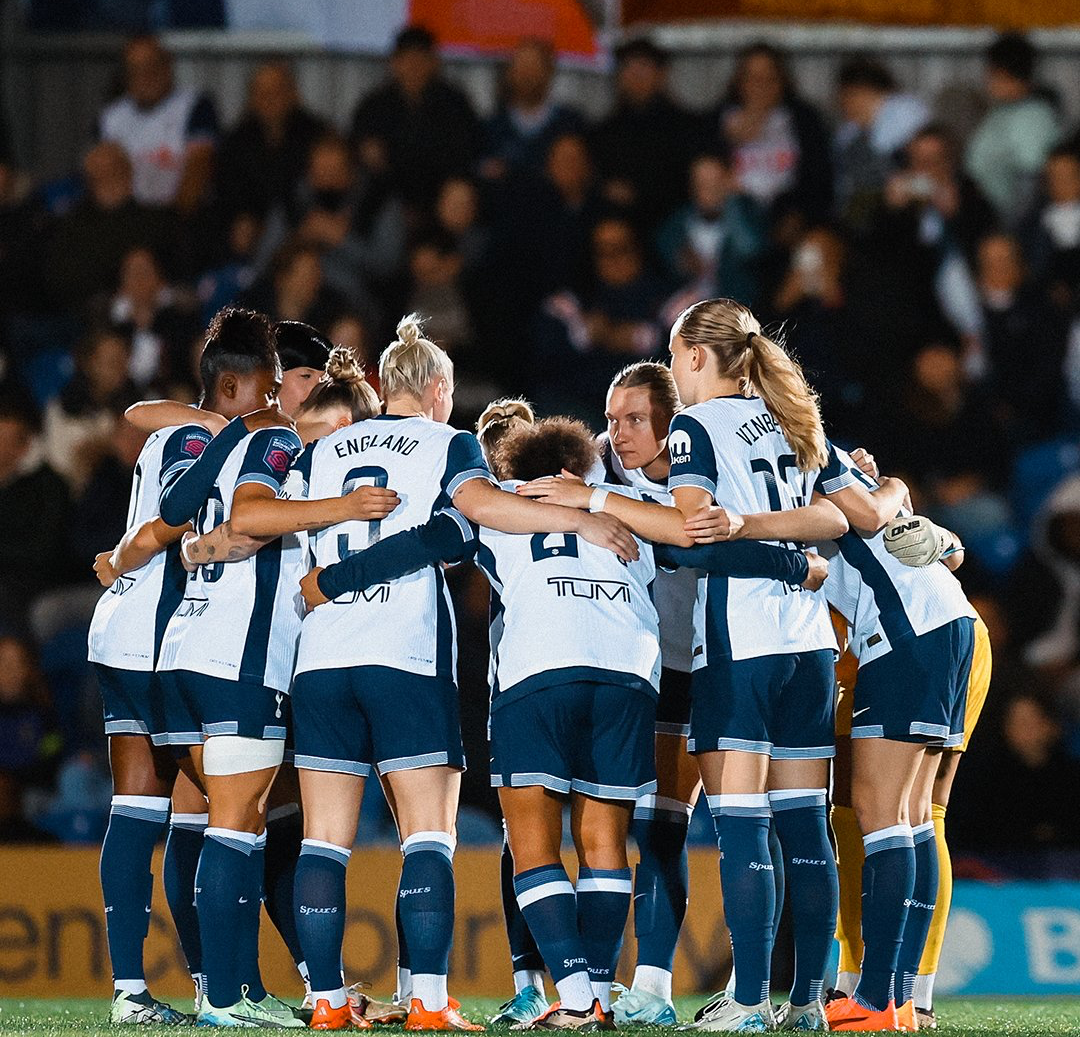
243,406,294,433
577,512,639,563
683,504,744,542
300,567,330,611
515,473,591,509
342,484,400,521
94,551,119,588
801,551,829,591
849,447,878,480
883,515,951,566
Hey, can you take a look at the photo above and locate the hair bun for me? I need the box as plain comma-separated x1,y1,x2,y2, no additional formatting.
395,312,424,349
325,345,365,385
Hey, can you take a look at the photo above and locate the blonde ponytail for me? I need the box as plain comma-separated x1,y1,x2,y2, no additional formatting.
674,297,827,471
745,332,827,471
378,312,454,402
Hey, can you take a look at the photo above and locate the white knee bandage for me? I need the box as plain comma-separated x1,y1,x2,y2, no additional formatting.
202,735,284,775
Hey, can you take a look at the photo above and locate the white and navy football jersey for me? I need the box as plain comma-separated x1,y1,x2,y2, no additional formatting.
821,446,976,666
295,415,495,679
476,481,662,708
98,89,216,206
157,425,307,693
591,433,698,674
667,396,855,662
88,423,212,671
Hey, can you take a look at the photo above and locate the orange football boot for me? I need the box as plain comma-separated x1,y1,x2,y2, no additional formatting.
404,998,485,1031
825,995,902,1031
310,998,358,1030
895,1000,920,1031
345,984,400,1026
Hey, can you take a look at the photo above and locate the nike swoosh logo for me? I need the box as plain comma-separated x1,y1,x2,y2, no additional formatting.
853,707,871,718
238,897,248,904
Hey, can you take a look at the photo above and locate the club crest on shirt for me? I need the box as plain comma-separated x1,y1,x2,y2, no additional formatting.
263,436,296,474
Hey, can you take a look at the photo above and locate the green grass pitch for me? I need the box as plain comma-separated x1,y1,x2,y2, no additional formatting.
2,997,1079,1035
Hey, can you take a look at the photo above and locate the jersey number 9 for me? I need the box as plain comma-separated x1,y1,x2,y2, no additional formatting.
337,466,390,561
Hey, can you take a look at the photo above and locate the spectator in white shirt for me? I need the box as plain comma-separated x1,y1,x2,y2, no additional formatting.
96,35,218,213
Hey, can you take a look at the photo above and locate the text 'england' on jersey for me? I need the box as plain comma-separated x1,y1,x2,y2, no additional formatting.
155,426,306,692
295,415,495,679
667,396,848,662
821,445,976,666
88,423,211,671
476,481,662,708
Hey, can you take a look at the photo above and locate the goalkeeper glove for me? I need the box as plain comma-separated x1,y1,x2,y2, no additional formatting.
882,515,956,567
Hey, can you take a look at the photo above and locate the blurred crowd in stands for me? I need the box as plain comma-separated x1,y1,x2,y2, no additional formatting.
2,26,1080,864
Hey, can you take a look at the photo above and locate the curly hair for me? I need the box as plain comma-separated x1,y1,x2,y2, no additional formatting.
494,416,599,482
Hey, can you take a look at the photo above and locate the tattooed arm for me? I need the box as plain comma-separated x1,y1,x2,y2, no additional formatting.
179,522,273,573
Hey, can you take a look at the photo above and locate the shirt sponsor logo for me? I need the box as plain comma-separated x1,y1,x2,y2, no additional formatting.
183,434,207,458
668,429,692,465
546,577,630,603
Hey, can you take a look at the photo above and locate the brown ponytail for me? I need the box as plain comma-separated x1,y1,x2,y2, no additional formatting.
476,397,536,479
674,298,827,471
297,345,381,423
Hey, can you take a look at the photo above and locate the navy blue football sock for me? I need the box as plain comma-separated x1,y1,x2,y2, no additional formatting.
768,818,786,939
100,795,170,985
897,822,939,1006
771,790,838,1006
501,830,545,974
398,831,456,1010
631,801,691,973
710,795,775,1007
164,812,206,982
294,840,350,997
576,866,632,1008
237,834,267,1002
514,863,593,1011
854,825,916,1012
264,805,305,970
196,827,257,1009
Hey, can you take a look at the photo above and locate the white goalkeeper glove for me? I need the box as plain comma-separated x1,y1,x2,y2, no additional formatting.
882,515,956,567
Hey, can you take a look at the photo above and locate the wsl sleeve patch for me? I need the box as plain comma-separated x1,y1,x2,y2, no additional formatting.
237,428,304,491
182,432,207,458
159,424,213,488
264,438,294,474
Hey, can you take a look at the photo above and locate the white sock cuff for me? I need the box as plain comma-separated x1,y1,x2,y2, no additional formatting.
171,812,208,828
863,824,914,852
635,793,694,815
206,826,258,846
112,794,171,811
300,838,352,861
402,830,456,857
254,831,267,849
912,821,936,841
768,788,827,810
707,792,772,816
